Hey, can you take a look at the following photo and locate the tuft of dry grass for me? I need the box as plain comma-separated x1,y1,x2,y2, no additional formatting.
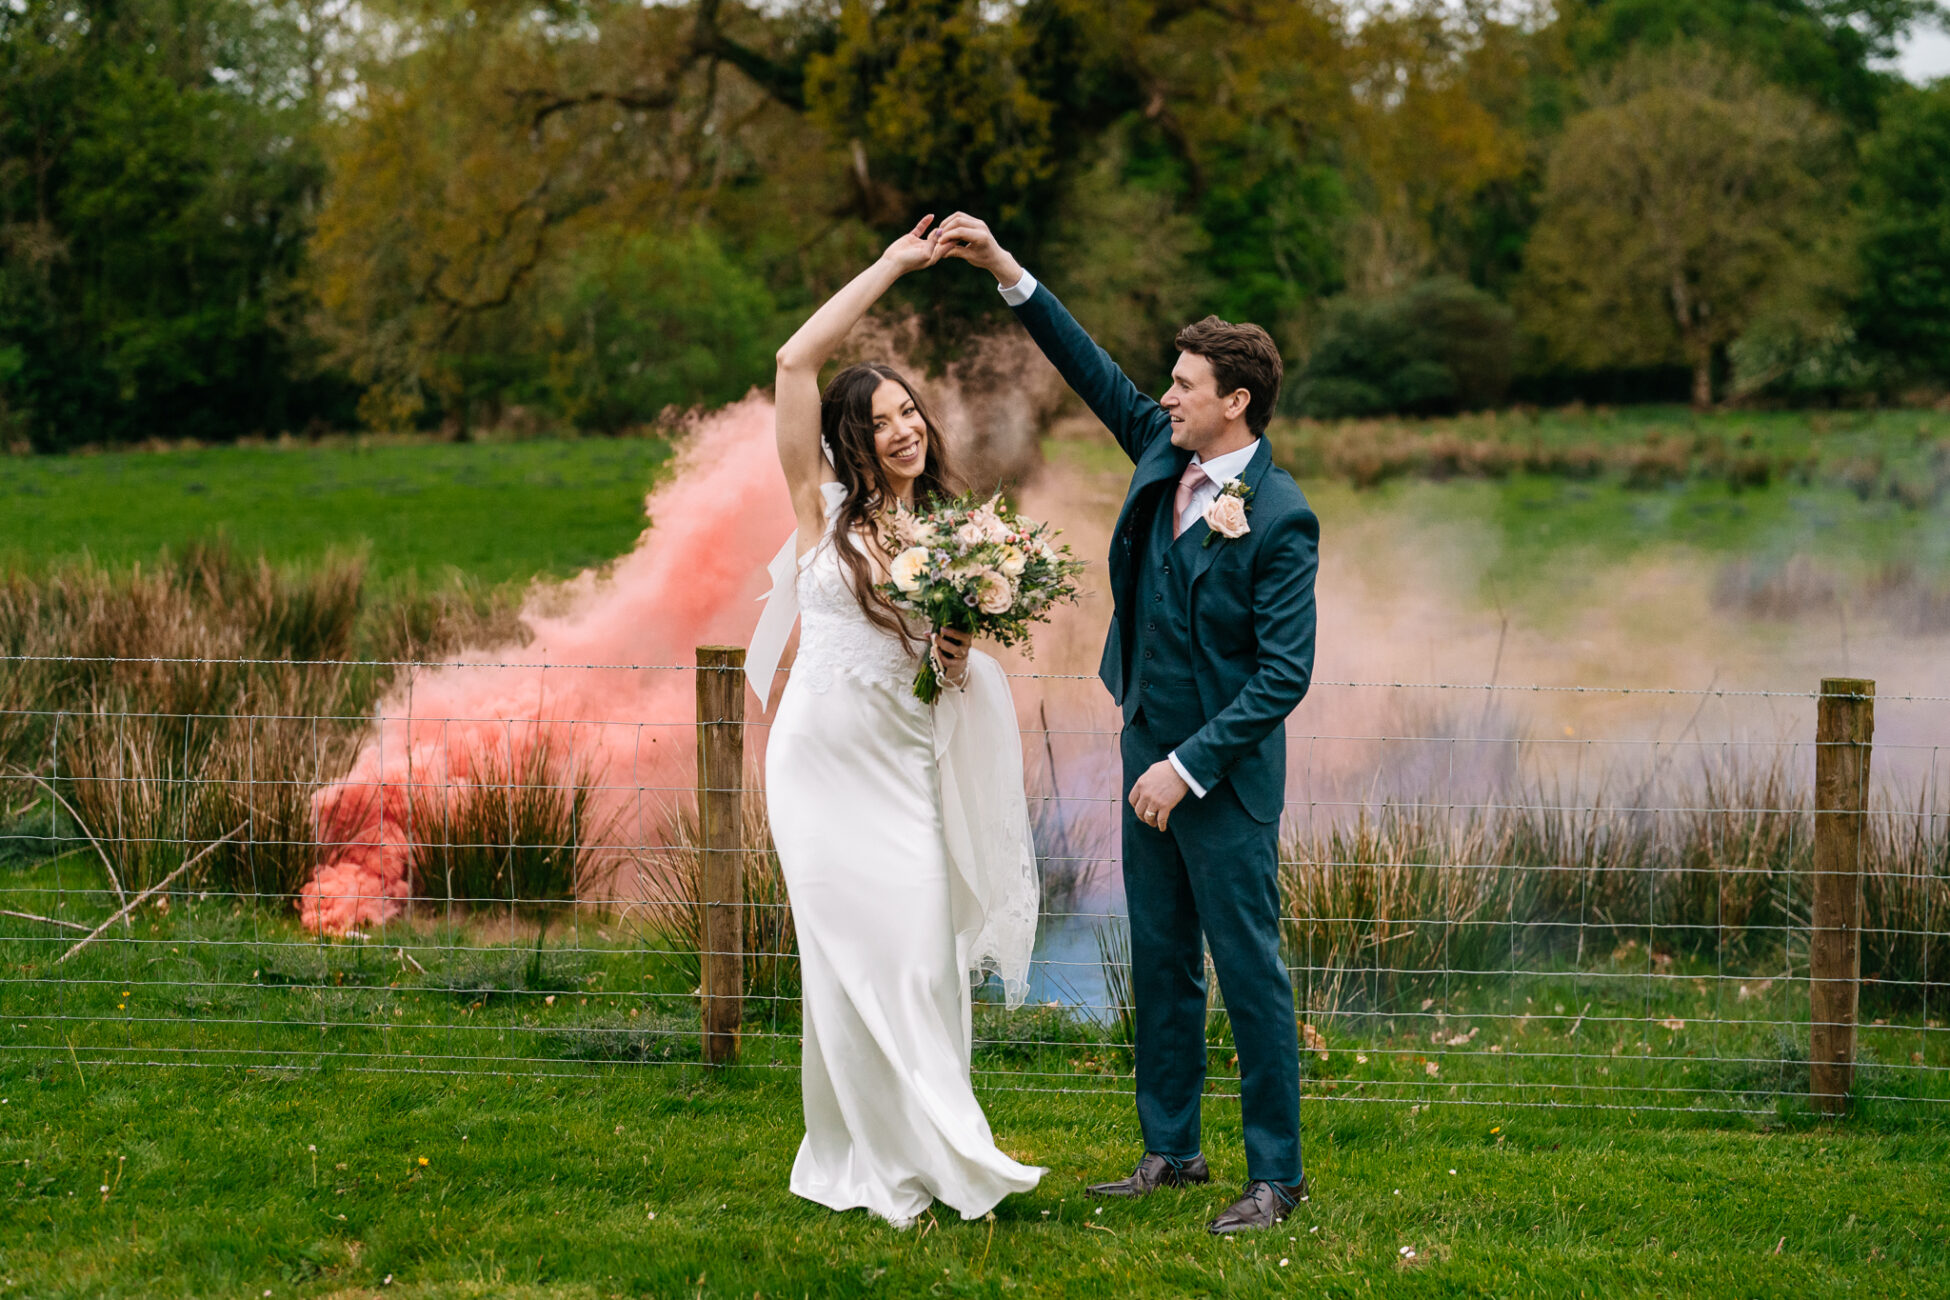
0,541,526,776
1278,758,1949,1015
1273,420,1824,494
1280,804,1531,1015
403,733,614,920
1093,918,1136,1050
1861,790,1950,1009
3,542,530,902
624,792,798,1002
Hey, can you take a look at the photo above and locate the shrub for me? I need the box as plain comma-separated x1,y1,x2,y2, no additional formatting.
1294,277,1516,418
537,228,780,433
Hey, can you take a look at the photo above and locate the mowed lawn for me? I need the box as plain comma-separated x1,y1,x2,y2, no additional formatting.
2,437,674,586
3,1058,1948,1298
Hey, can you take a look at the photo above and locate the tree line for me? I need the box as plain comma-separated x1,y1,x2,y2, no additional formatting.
3,0,1947,450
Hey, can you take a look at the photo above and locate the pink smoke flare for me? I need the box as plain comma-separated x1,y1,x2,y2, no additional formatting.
299,398,793,932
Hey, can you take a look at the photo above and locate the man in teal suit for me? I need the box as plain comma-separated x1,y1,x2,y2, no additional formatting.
935,213,1321,1234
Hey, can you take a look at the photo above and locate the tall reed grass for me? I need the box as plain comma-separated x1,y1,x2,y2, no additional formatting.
1278,759,1950,1013
3,541,525,901
403,733,614,919
624,793,799,1004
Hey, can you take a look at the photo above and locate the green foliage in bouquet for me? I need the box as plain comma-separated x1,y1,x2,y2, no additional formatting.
875,493,1088,704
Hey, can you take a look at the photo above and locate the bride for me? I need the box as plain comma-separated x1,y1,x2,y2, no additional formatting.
755,215,1046,1226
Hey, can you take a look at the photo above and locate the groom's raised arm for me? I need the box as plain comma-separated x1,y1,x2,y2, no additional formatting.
932,212,1170,464
1006,276,1172,464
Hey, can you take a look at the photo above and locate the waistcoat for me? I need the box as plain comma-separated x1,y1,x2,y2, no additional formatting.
1126,492,1206,744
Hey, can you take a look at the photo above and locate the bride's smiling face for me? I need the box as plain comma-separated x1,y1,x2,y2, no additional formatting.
871,379,929,493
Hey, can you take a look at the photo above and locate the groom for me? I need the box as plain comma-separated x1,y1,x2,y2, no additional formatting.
936,214,1319,1234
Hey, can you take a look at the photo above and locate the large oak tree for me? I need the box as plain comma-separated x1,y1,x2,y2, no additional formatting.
1520,47,1849,406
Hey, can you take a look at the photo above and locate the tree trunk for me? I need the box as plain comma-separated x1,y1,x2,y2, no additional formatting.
1670,270,1714,408
1691,354,1713,408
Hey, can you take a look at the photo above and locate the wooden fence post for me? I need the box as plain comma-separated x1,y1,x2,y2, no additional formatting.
696,646,746,1065
1811,676,1874,1116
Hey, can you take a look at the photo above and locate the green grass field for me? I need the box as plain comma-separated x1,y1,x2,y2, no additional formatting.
8,408,1947,597
5,1057,1949,1297
3,830,1948,1297
2,436,673,585
6,409,1950,1296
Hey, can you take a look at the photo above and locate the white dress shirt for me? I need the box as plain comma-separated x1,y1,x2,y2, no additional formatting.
998,268,1039,307
1174,439,1259,536
1000,268,1258,802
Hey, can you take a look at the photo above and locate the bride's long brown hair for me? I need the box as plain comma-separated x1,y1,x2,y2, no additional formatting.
820,363,959,649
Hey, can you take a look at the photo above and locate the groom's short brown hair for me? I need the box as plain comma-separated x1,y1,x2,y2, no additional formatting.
1174,317,1283,438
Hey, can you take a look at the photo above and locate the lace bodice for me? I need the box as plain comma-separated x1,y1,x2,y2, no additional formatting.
792,482,924,696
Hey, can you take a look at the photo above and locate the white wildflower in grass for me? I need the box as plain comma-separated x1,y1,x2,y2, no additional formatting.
877,492,1087,703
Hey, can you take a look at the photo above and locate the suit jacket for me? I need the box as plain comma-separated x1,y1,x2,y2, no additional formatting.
1011,284,1319,824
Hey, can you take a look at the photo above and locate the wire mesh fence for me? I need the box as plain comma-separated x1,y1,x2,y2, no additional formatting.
3,647,1946,1122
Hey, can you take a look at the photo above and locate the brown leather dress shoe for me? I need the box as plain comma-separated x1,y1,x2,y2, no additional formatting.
1086,1152,1211,1198
1206,1176,1309,1234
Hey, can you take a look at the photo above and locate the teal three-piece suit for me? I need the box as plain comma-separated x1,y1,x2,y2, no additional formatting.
1010,283,1320,1184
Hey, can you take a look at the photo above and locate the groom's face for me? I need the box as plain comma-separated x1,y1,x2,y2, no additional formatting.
1162,351,1232,452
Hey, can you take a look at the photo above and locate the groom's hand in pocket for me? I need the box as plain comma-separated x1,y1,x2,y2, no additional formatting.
1129,760,1190,833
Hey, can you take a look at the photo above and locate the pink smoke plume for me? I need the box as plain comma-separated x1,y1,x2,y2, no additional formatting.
300,398,794,933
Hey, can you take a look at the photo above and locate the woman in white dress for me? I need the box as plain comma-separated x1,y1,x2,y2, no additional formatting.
760,216,1045,1227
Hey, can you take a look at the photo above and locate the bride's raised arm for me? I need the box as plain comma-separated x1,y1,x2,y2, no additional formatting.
774,215,946,540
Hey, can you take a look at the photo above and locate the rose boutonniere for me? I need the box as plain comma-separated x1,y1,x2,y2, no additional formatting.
1201,478,1253,547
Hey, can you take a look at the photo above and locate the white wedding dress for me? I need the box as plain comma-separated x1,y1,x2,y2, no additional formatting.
758,480,1045,1226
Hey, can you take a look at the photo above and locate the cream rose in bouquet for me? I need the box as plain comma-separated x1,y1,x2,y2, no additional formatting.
878,492,1088,703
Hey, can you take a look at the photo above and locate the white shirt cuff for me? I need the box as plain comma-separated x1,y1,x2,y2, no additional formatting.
997,269,1038,307
1167,750,1208,799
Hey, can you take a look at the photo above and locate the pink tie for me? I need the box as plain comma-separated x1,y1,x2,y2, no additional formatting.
1173,461,1208,539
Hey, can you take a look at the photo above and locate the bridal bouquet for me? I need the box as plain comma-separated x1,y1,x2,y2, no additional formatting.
877,493,1088,704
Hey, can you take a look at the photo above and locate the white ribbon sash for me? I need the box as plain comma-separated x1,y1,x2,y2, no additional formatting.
744,530,800,711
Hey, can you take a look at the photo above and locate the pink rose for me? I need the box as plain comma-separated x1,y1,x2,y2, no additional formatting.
1205,493,1250,539
975,569,1014,615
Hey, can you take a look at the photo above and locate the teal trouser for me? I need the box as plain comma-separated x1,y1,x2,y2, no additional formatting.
1120,720,1301,1184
